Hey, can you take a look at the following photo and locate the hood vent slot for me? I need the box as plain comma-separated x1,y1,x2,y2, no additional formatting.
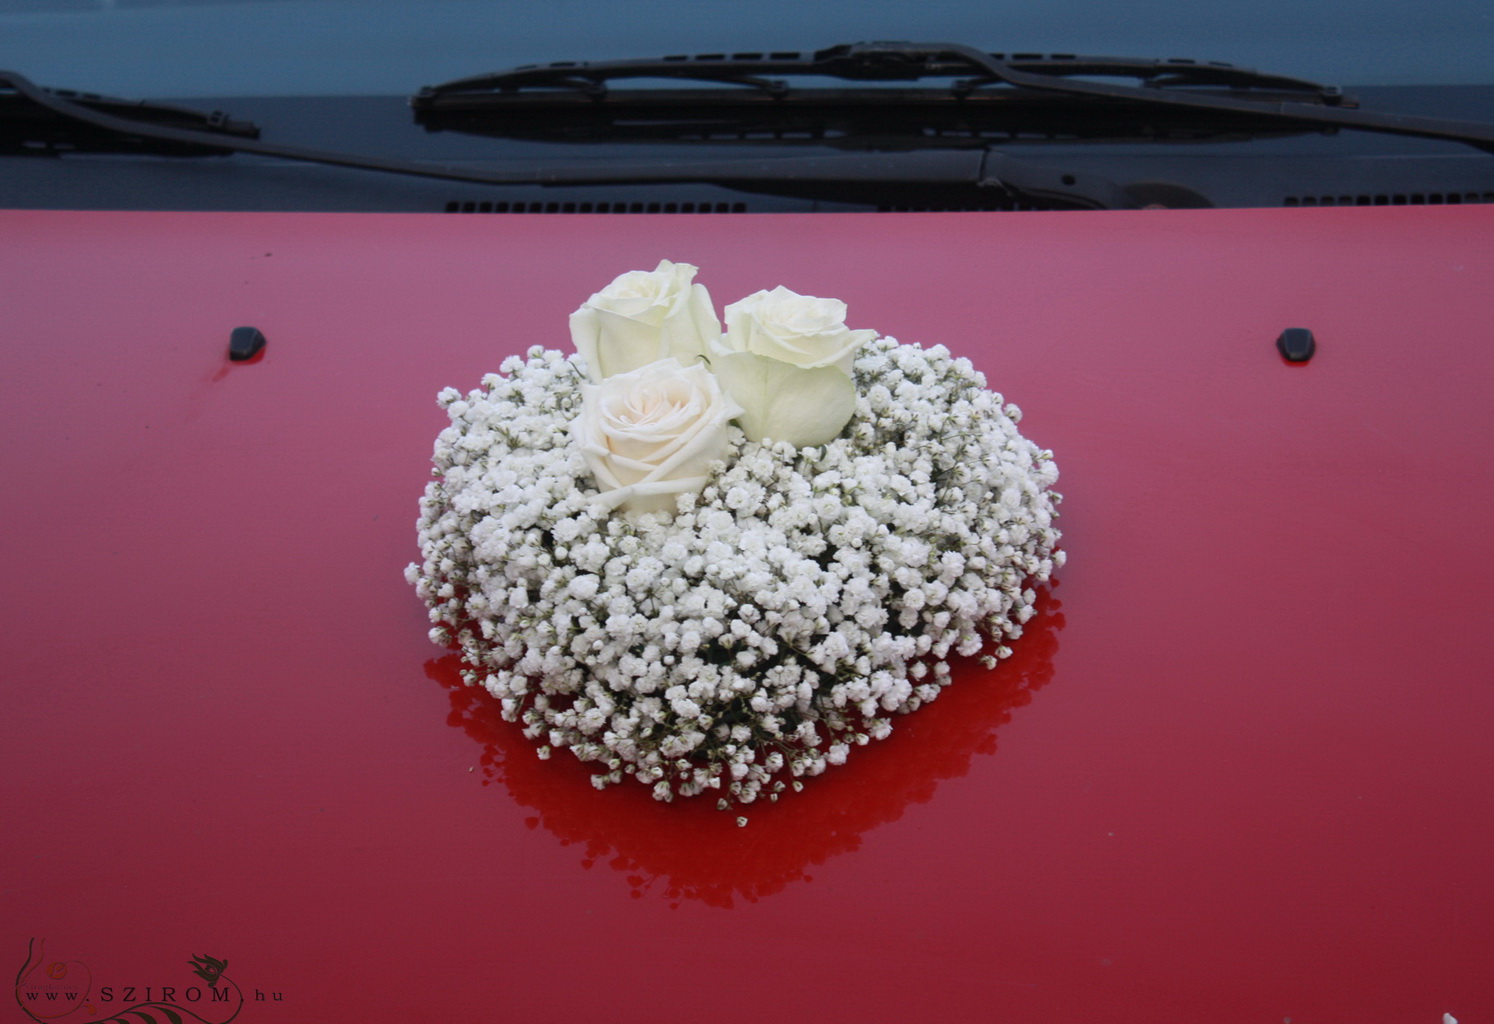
1283,191,1494,207
877,199,1071,212
444,199,748,213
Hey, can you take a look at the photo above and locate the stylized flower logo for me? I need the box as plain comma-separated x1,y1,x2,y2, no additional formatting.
187,954,228,987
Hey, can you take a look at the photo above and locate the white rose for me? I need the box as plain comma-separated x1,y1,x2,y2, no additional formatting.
711,286,878,447
569,260,720,381
720,286,876,373
572,358,742,515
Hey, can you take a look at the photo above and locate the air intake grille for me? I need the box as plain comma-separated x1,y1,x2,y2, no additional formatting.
444,199,748,213
877,199,1071,212
1283,191,1494,207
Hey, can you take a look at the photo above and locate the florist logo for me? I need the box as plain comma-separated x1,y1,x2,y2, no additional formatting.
14,940,279,1024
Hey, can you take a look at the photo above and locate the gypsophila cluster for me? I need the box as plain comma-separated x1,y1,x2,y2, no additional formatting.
407,335,1063,809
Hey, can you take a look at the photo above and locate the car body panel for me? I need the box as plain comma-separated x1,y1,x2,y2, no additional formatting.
3,206,1492,1022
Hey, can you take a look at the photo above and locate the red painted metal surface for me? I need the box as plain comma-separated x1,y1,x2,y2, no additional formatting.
2,207,1491,1023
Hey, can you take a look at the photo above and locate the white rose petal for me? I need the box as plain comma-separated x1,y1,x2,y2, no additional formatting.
711,351,857,448
572,358,742,515
711,285,876,446
718,285,876,373
569,260,720,381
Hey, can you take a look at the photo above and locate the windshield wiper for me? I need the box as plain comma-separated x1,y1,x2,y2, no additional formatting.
0,78,259,155
11,37,1491,212
0,68,1130,208
412,42,1494,155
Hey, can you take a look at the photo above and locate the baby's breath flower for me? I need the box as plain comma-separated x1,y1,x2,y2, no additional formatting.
411,333,1062,810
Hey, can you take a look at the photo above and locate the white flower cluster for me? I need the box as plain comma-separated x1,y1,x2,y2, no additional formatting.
408,335,1063,808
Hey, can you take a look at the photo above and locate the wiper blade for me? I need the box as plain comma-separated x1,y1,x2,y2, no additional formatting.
412,46,1346,147
0,69,1131,208
415,85,1333,149
412,41,1494,155
0,77,259,155
415,46,1345,104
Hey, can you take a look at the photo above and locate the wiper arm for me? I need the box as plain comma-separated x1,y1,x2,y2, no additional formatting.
415,45,1346,101
0,77,259,155
411,41,1494,155
0,69,1132,208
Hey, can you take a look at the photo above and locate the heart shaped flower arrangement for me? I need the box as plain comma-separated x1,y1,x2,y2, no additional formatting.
408,261,1063,816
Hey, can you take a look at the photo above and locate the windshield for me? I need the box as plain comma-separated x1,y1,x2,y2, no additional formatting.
3,0,1492,97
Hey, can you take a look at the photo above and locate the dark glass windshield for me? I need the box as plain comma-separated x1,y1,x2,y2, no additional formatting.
1,0,1491,97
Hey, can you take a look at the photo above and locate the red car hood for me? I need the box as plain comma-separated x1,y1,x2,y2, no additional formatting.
3,207,1491,1022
